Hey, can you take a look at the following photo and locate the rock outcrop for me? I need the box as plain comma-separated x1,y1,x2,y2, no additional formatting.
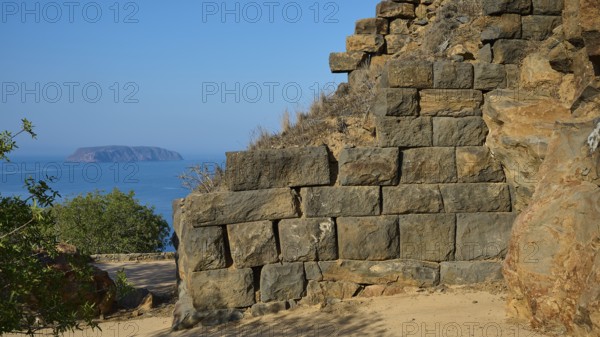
66,146,183,163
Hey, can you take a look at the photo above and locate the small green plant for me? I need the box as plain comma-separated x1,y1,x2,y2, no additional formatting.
114,268,135,301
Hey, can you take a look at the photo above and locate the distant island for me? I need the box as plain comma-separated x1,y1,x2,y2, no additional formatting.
66,146,183,163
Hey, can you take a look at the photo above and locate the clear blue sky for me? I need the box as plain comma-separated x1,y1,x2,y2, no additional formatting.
0,1,376,158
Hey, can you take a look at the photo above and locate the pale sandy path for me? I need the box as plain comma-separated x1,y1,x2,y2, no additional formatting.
94,260,177,296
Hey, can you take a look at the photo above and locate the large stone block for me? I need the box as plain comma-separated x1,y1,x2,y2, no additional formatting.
346,34,386,53
532,0,563,15
474,63,507,90
318,259,440,286
305,280,361,305
493,39,531,64
482,0,532,15
433,61,474,89
419,89,483,117
355,17,389,34
190,268,255,310
382,184,444,214
385,34,411,54
400,147,457,183
279,218,337,262
440,183,512,212
179,225,227,272
329,52,368,73
455,213,516,260
373,88,419,116
301,186,380,217
399,214,456,262
260,263,306,302
522,15,562,40
440,261,503,285
387,60,433,88
432,117,488,146
227,221,279,268
337,216,400,261
456,147,505,183
183,188,299,227
376,1,416,19
226,146,330,191
481,14,522,41
376,117,433,147
389,19,410,34
338,147,400,186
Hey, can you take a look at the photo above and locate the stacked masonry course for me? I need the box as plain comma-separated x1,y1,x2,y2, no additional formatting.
173,0,565,316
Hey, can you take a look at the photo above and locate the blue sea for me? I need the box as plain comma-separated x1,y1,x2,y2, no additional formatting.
0,155,225,252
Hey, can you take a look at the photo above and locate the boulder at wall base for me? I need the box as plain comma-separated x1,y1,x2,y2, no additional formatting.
504,118,600,336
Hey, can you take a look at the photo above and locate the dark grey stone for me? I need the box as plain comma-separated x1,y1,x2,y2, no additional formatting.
493,39,531,64
382,184,444,214
338,147,400,186
260,263,306,302
400,147,457,183
250,301,289,317
373,88,419,117
522,15,562,41
440,183,512,213
190,268,255,310
376,117,433,147
481,14,522,41
455,212,516,260
301,186,380,217
337,216,400,261
433,117,488,146
433,61,474,89
440,261,504,285
399,214,456,262
474,63,507,90
482,0,532,15
532,0,563,15
227,221,279,268
279,218,337,262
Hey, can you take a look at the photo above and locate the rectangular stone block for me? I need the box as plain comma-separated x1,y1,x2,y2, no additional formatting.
179,224,227,272
226,146,330,191
440,261,503,285
433,61,474,89
261,263,306,302
387,60,433,88
318,259,440,287
390,19,410,34
493,39,531,64
305,280,361,305
385,34,410,54
522,15,562,40
301,186,380,217
533,0,563,15
329,52,367,73
227,221,279,268
346,34,385,53
191,268,255,310
456,147,505,183
339,147,400,186
337,216,400,261
376,117,433,147
279,218,337,262
355,17,389,34
474,63,507,90
304,261,323,281
481,14,522,42
482,0,532,15
440,183,512,212
184,188,299,227
433,117,488,146
400,147,457,183
455,212,516,260
399,214,456,262
373,88,419,116
376,1,416,19
419,89,483,117
382,184,443,215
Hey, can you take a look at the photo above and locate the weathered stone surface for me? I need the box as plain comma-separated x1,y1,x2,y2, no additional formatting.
337,216,400,261
385,34,410,54
226,146,330,191
376,117,433,147
251,301,288,317
339,147,400,186
399,214,456,262
440,261,503,285
533,0,563,15
387,60,433,88
456,213,516,260
179,224,227,272
305,280,361,304
191,268,255,310
346,34,386,53
440,183,512,212
400,147,457,183
279,218,337,262
382,184,444,214
433,61,474,89
419,89,483,117
304,261,323,281
376,1,415,19
183,188,299,227
481,14,522,41
478,44,493,63
389,19,410,34
227,221,279,268
433,117,488,146
562,0,583,46
260,263,306,302
482,0,532,15
456,146,505,183
474,63,507,90
373,88,419,116
358,283,405,297
370,54,392,68
318,259,440,286
580,0,600,57
301,186,380,217
522,15,562,41
493,39,531,64
355,17,389,35
329,52,367,73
